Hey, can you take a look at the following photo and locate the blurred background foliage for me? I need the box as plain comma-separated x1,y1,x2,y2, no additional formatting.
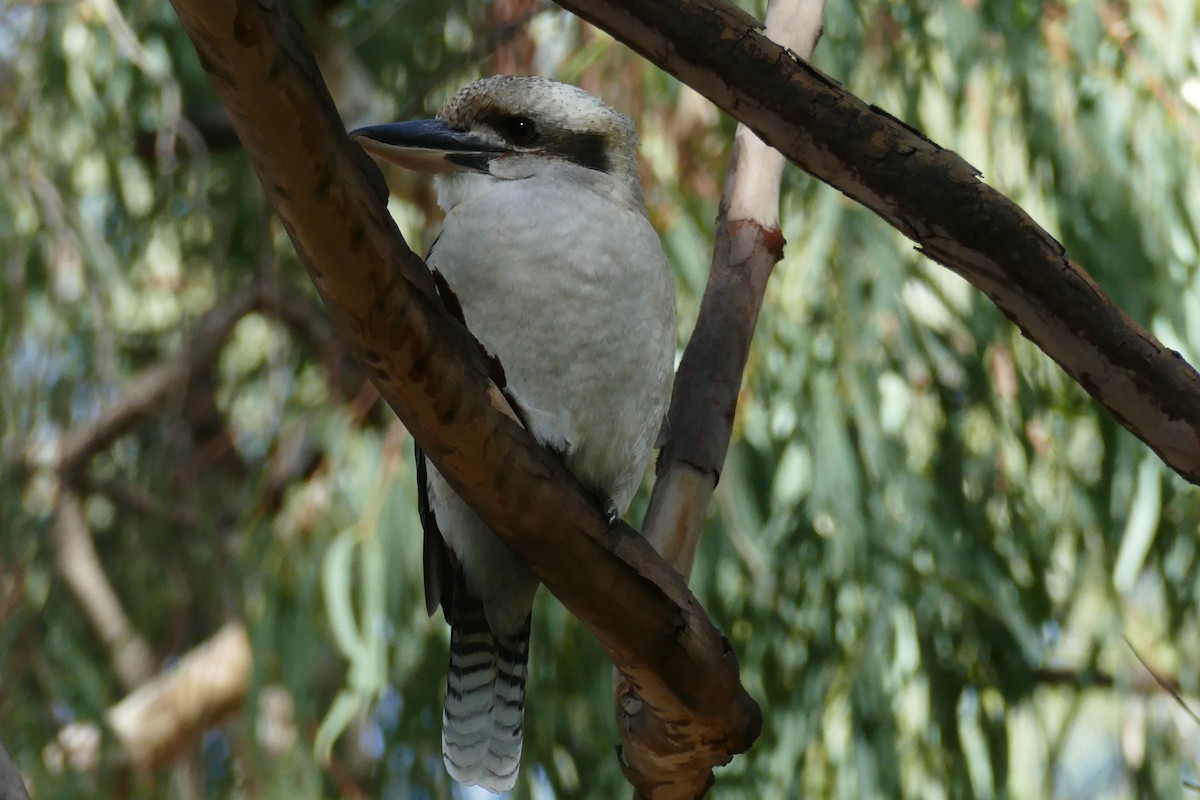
2,0,1200,797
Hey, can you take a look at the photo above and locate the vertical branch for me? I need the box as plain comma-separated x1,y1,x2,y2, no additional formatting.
617,2,825,796
643,0,824,577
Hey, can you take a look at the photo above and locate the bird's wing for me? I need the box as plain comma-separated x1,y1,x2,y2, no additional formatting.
419,236,458,621
503,386,575,458
416,444,454,621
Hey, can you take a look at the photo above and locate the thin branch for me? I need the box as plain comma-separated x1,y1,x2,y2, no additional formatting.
50,286,264,697
1124,637,1200,729
1033,665,1185,695
57,285,262,480
52,488,156,691
167,3,761,798
622,2,824,794
555,0,1200,485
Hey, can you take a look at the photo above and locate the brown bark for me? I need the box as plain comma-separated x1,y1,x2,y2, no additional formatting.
623,219,781,795
167,1,761,797
556,0,1200,485
646,216,783,571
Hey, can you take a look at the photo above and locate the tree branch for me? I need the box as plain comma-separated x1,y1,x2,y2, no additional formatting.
622,2,823,795
556,0,1200,485
106,622,253,770
0,742,32,800
57,285,262,481
50,287,265,694
52,488,157,691
644,0,823,579
167,1,761,795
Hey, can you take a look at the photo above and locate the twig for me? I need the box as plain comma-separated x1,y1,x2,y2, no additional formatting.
1032,664,1189,695
1124,637,1200,729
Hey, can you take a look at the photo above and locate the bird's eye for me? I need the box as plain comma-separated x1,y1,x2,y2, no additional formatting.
502,116,539,146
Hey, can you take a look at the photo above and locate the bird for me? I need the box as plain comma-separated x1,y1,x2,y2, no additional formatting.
351,76,676,793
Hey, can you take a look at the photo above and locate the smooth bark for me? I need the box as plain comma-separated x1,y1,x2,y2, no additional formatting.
626,3,824,793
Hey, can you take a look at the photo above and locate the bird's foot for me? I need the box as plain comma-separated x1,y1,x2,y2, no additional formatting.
604,504,620,529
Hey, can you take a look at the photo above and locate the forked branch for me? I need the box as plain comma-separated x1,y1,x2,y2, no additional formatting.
168,1,762,796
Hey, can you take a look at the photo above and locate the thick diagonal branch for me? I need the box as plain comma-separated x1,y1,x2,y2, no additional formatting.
557,0,1200,485
167,0,762,795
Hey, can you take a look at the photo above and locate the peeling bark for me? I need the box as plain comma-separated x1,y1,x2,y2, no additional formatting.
624,3,824,796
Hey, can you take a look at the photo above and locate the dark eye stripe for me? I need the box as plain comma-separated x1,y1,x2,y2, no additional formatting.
549,132,610,174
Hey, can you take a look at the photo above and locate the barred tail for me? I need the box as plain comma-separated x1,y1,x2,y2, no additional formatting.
442,581,530,793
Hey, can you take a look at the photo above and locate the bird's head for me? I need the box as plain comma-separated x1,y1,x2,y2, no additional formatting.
351,76,643,210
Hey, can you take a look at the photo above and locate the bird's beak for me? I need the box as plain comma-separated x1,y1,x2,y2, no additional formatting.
350,119,505,174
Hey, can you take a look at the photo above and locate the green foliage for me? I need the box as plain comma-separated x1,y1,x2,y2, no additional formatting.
3,0,1200,798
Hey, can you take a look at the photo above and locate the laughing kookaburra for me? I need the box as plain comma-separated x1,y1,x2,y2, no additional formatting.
351,76,676,793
